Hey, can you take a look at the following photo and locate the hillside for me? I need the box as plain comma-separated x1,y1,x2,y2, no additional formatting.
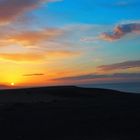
0,86,140,140
0,86,134,103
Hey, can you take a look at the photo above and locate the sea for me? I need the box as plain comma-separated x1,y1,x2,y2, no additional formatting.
79,82,140,93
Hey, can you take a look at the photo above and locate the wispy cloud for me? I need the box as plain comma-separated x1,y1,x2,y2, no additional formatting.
23,73,44,76
7,28,64,48
53,60,140,83
98,60,140,71
0,53,45,62
53,72,140,83
0,50,81,62
46,50,82,58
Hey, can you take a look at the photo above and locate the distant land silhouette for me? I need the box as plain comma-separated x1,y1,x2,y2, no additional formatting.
0,86,140,140
80,82,140,93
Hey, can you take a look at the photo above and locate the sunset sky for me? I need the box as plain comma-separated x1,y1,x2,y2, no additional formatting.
0,0,140,88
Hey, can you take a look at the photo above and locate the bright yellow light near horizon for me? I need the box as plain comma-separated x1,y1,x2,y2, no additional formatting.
2,72,23,86
11,82,15,86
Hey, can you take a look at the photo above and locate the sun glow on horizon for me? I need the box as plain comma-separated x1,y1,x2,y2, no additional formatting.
11,82,15,86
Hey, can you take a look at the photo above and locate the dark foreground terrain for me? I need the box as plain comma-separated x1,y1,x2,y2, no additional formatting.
0,86,140,140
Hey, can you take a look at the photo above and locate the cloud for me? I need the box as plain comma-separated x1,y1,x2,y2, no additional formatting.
54,74,106,81
53,72,140,83
98,60,140,71
0,25,66,49
53,60,140,83
0,50,81,62
46,50,82,58
0,53,45,62
0,0,59,25
100,23,140,41
80,37,99,42
23,73,44,76
8,28,64,47
80,22,140,43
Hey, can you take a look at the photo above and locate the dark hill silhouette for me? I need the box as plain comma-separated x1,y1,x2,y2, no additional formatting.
0,86,140,140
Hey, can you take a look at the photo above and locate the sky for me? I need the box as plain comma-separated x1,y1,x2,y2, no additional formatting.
0,0,140,88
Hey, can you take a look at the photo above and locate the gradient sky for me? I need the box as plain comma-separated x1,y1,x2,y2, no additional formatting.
0,0,140,88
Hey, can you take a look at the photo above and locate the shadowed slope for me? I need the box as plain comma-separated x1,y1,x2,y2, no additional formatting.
0,86,129,103
0,86,140,140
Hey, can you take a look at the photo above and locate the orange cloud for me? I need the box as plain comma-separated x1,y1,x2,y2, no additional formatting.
7,28,64,47
0,27,64,48
0,50,81,62
0,53,45,62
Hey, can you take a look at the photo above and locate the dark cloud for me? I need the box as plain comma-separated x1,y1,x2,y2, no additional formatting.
54,74,106,81
23,73,45,77
54,60,140,82
53,73,140,82
0,0,58,24
98,60,140,71
100,23,140,41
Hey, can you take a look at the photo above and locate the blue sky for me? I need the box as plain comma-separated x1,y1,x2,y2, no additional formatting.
34,0,140,27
